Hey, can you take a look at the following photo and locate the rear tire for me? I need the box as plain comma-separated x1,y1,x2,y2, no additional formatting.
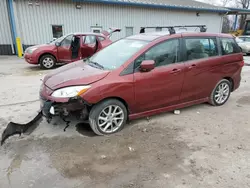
89,99,128,136
39,54,56,69
209,79,231,106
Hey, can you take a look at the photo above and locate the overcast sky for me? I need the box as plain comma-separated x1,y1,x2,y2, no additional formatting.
195,0,236,6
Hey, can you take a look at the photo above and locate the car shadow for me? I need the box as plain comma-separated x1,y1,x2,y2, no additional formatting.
75,122,96,137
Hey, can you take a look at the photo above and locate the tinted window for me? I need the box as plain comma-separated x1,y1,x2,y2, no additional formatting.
134,39,180,68
89,39,148,70
185,38,218,60
220,38,241,55
60,35,73,47
98,36,105,41
85,36,96,44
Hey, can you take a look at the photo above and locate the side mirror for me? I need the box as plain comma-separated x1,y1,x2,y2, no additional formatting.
55,42,60,47
140,60,155,72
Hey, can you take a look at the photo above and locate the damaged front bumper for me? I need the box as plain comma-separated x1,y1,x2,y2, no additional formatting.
40,97,91,120
39,83,92,121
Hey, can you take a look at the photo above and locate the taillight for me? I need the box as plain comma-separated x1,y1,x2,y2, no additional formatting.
240,60,245,67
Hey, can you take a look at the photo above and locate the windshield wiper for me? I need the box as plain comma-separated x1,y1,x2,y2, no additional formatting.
89,61,104,70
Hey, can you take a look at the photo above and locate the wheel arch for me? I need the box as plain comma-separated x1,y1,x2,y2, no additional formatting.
94,96,130,114
223,77,234,92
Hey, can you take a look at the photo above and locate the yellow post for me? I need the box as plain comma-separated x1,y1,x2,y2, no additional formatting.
16,37,23,57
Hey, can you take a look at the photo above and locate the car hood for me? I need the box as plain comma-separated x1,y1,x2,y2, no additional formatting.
43,60,110,90
26,44,55,51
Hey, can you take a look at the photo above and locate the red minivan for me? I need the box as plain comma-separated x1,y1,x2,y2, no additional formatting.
24,28,120,69
40,31,244,135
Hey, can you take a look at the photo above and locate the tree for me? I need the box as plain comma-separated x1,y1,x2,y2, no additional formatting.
221,0,233,32
237,0,250,29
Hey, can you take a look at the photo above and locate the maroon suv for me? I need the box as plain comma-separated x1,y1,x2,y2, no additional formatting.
40,31,244,135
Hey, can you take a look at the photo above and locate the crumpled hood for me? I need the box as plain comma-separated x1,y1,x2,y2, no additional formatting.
44,60,110,90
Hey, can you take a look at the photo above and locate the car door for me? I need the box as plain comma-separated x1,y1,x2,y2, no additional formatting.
179,37,221,103
133,38,185,112
57,34,73,62
81,35,98,58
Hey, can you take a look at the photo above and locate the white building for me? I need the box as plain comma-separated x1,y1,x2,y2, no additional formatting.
0,0,243,55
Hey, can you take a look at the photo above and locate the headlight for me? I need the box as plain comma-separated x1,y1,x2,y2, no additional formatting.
26,47,38,54
51,85,91,98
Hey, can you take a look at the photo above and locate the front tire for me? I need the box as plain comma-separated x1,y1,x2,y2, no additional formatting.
209,79,231,106
39,54,56,69
89,99,128,136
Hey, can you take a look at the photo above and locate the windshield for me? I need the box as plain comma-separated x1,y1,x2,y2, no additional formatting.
89,39,148,70
50,35,68,44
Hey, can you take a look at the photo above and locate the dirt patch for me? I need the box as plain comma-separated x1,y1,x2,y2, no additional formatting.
1,122,193,187
237,95,250,105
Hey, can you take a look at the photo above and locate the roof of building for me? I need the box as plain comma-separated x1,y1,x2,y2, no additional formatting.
73,0,229,13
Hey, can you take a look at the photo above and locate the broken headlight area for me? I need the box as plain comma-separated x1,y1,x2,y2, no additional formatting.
40,96,91,123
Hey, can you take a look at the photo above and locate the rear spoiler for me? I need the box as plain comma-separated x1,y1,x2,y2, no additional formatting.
139,25,207,34
101,27,121,38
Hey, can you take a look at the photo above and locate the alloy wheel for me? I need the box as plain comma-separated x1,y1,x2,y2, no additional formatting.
214,82,230,104
97,105,124,133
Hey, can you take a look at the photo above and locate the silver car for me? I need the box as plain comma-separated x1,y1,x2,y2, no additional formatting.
236,36,250,55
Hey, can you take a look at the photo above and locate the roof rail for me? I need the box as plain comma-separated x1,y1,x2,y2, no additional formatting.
139,25,207,34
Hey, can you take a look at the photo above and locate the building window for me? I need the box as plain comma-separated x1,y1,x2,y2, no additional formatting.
52,25,63,39
125,27,133,37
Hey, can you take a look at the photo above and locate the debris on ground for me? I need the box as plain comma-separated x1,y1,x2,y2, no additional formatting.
237,145,243,150
174,110,180,115
142,128,147,133
128,146,135,152
197,111,200,114
1,111,43,145
100,155,107,159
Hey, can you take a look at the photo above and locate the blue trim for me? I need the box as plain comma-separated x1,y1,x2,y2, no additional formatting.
73,0,228,13
234,14,238,30
228,7,250,13
7,0,17,53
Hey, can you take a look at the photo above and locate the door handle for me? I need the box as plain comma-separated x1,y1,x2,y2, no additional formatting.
188,64,197,69
170,68,181,74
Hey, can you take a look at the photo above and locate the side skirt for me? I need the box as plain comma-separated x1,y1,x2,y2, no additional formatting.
129,98,209,120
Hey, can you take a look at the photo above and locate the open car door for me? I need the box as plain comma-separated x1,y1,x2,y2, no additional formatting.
101,27,121,38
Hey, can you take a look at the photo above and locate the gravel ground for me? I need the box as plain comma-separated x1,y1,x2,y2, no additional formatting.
0,56,250,188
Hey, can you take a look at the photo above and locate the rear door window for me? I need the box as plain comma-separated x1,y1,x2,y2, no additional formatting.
220,38,241,55
84,35,96,44
184,38,218,60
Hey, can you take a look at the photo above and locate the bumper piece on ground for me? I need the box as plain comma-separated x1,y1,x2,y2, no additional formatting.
1,111,43,145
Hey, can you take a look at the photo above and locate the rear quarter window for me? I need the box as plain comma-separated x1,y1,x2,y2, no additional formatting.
98,36,105,41
220,38,241,55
